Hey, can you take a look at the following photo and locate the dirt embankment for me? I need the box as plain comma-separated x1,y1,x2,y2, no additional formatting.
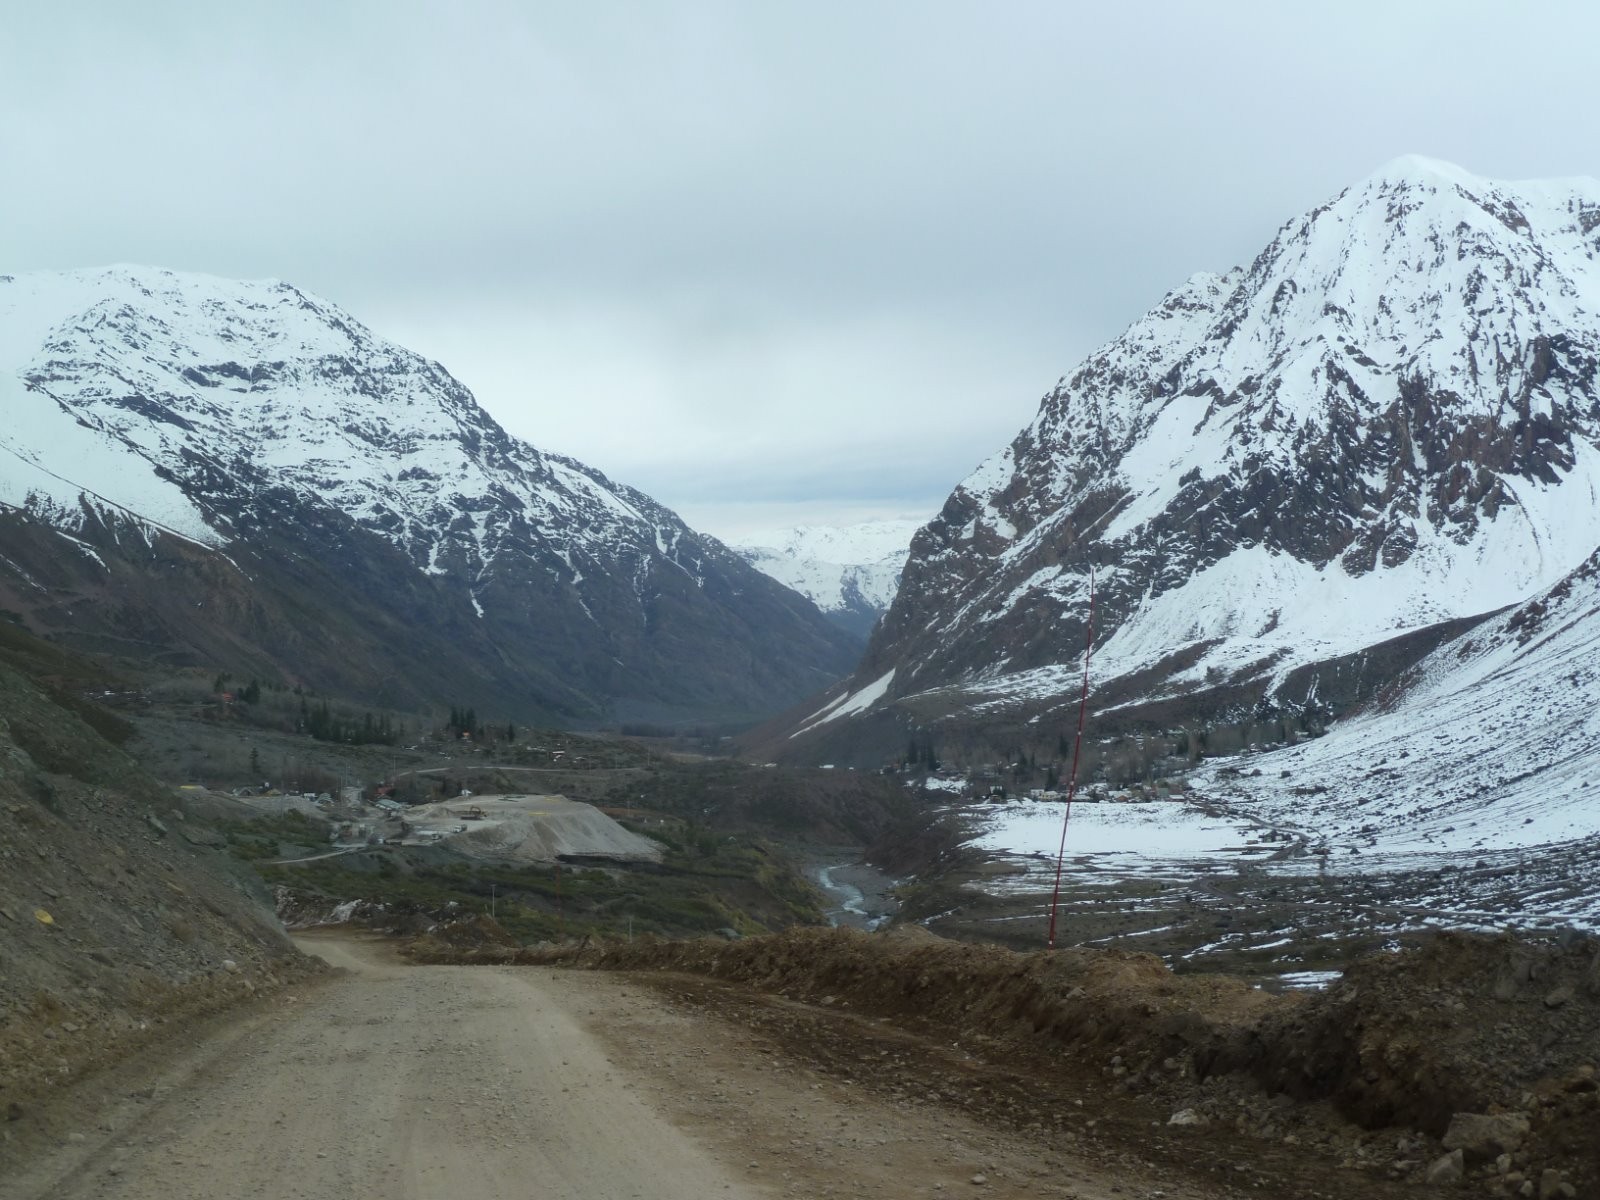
413,922,1600,1195
0,657,316,1161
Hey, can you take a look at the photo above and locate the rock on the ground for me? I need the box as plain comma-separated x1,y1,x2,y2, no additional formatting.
1441,1111,1529,1161
1425,1148,1464,1185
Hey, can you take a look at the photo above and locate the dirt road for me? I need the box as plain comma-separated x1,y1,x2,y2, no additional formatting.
6,934,1252,1200
6,935,759,1200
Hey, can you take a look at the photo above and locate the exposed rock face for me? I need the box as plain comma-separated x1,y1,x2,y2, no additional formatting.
0,267,858,723
787,157,1600,755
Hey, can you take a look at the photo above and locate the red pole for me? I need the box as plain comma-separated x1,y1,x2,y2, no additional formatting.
1046,566,1096,951
555,860,565,938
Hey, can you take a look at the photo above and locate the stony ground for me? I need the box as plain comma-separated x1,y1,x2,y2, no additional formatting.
0,660,319,1161
0,932,1427,1200
433,922,1599,1198
888,802,1600,990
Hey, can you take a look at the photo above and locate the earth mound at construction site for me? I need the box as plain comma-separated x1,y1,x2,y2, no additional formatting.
402,794,662,862
419,923,1600,1193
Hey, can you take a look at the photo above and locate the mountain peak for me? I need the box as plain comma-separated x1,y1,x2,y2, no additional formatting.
1,266,861,723
1353,154,1600,198
784,159,1600,759
731,517,924,640
1358,153,1484,191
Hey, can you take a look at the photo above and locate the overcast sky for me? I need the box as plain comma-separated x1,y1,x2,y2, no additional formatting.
6,2,1600,538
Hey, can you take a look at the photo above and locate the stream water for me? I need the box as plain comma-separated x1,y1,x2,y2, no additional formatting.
813,861,899,930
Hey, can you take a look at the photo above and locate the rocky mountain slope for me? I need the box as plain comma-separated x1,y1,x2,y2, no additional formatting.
0,624,313,1143
0,267,858,725
1194,541,1600,874
730,518,922,639
779,157,1600,758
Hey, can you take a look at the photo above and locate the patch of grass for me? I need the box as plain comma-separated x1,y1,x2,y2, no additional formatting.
260,830,828,943
219,810,330,861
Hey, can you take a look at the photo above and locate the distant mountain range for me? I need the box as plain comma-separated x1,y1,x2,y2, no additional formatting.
0,266,859,725
770,157,1600,760
730,518,923,639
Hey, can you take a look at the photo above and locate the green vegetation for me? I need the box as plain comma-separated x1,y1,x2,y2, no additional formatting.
600,759,919,846
218,810,330,862
296,697,398,745
258,828,826,942
23,640,927,944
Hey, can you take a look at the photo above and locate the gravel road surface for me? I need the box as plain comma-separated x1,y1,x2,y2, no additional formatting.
6,933,1228,1200
6,935,754,1200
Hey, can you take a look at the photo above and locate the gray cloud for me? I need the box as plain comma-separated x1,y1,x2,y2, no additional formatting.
6,1,1599,535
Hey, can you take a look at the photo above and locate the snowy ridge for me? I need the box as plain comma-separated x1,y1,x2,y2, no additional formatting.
0,266,733,609
840,157,1600,728
0,265,858,723
731,519,922,628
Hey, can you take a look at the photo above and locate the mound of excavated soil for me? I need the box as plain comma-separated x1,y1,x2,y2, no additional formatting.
403,794,662,863
1232,931,1600,1185
431,924,1600,1193
404,913,522,958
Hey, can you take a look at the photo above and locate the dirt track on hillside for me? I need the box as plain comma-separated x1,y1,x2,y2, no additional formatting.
4,933,1247,1200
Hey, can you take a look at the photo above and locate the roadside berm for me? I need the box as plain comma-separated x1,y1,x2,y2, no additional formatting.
410,922,1600,1195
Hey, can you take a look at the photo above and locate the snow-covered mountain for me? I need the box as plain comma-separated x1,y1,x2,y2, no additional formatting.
777,157,1600,757
0,266,859,722
730,518,922,639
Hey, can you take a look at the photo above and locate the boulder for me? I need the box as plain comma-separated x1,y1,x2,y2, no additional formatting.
1442,1111,1529,1162
1425,1148,1464,1186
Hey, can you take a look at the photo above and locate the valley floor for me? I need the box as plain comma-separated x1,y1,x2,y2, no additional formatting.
2,933,1432,1200
914,792,1600,983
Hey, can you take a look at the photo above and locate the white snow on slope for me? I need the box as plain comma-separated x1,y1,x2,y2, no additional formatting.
1192,545,1600,860
970,799,1271,878
0,373,221,546
1095,436,1600,695
792,668,897,737
0,265,723,602
884,157,1600,712
732,519,923,616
